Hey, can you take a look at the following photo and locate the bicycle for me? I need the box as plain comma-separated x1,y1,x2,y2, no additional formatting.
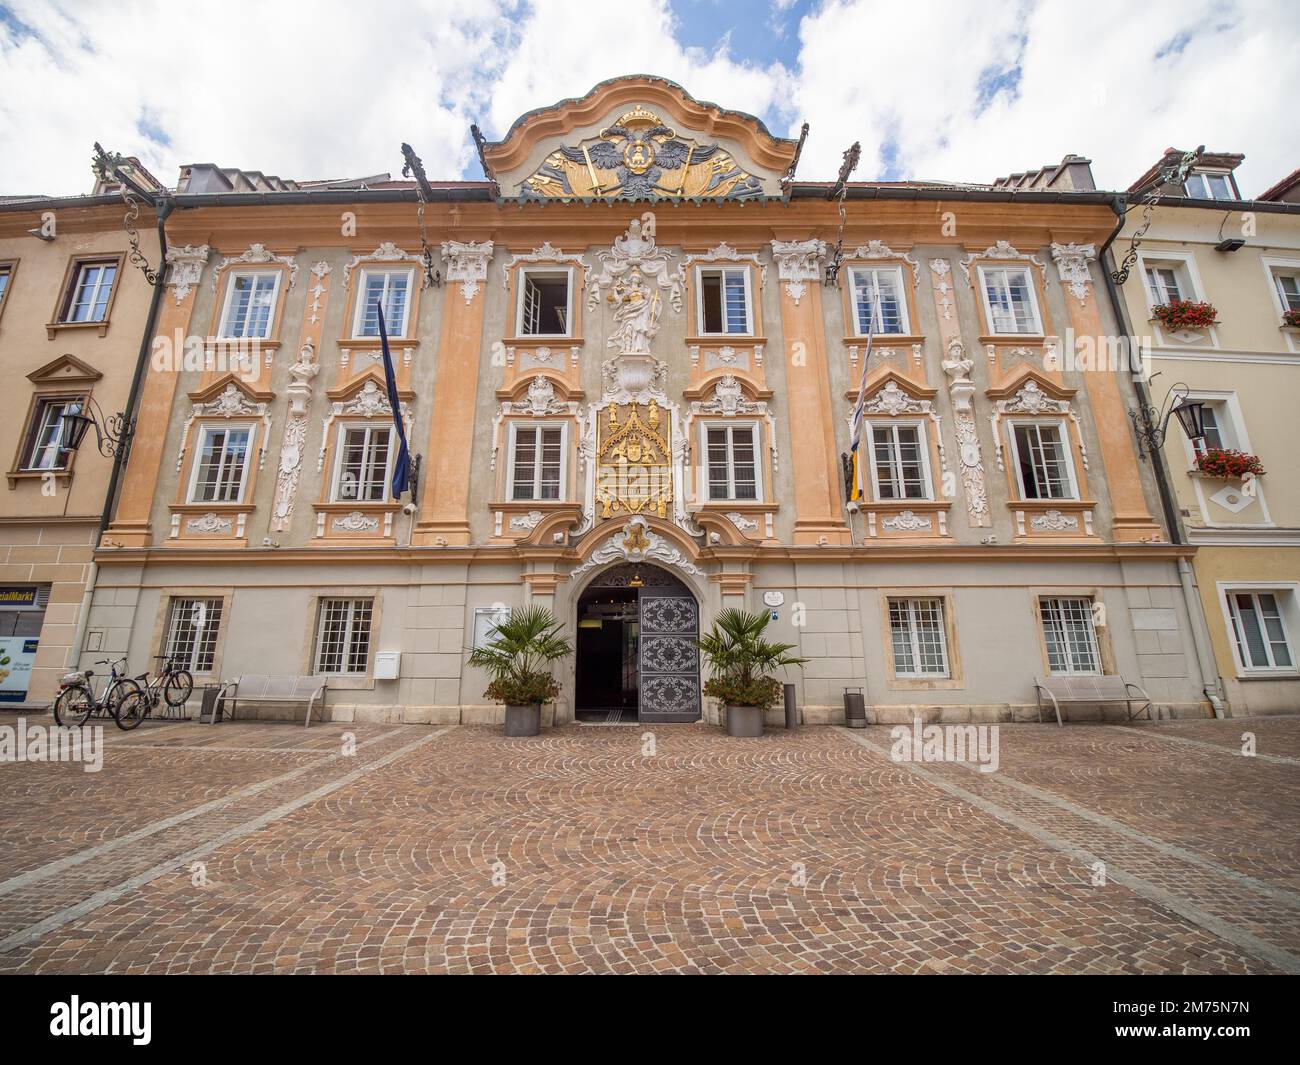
52,658,142,728
114,655,195,731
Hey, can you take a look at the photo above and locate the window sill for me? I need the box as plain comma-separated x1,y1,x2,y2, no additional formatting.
167,503,254,544
6,468,72,490
980,333,1046,344
46,320,109,340
686,334,765,346
504,334,582,346
841,333,924,346
313,674,376,691
339,335,419,347
1234,670,1300,682
887,676,964,692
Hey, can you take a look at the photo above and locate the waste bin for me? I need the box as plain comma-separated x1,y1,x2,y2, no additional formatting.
843,687,867,729
784,683,798,730
198,685,224,724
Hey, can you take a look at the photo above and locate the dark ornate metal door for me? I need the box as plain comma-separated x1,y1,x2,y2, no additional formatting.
637,588,701,723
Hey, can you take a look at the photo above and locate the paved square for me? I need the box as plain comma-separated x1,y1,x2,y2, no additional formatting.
0,715,1297,973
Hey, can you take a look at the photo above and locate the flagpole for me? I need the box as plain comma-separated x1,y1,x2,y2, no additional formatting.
846,286,876,536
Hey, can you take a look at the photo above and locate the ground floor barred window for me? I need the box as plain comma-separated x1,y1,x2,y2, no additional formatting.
888,597,949,677
163,597,223,673
1039,596,1101,675
314,597,374,674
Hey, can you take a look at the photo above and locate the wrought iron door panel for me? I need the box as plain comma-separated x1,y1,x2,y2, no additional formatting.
639,595,700,722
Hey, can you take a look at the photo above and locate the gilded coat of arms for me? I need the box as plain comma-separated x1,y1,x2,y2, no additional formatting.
596,400,673,519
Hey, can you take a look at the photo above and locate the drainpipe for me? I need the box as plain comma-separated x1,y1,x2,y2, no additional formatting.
1099,195,1227,718
68,197,175,670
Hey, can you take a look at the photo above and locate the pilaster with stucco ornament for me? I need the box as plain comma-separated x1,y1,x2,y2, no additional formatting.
1050,242,1163,541
927,258,991,528
769,238,848,544
413,240,494,545
270,260,332,532
103,244,210,547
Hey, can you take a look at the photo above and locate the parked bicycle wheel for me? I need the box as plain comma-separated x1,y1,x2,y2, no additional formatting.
164,669,194,707
105,677,141,720
53,685,94,727
114,690,147,730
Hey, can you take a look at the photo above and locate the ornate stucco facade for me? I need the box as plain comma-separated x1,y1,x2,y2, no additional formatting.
71,78,1218,724
1114,151,1300,714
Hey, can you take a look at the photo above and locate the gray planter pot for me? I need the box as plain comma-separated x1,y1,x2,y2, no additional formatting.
504,703,541,737
726,704,765,738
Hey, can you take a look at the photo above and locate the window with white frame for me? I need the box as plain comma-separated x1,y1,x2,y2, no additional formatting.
353,268,412,337
705,423,759,501
0,263,11,311
188,424,253,503
869,422,930,500
163,596,223,673
1226,590,1295,672
1009,421,1077,500
332,425,392,502
60,260,118,323
218,270,280,339
517,269,571,336
314,597,373,674
1183,171,1236,200
21,395,82,471
1144,261,1191,306
1189,399,1230,456
979,265,1041,334
1272,268,1300,316
697,267,752,335
509,422,565,501
888,597,949,677
1040,596,1101,674
850,266,908,335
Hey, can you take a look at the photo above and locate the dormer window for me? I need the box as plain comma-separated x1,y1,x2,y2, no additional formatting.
1183,171,1237,200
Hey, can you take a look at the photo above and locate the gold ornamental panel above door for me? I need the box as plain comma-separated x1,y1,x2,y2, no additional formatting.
597,400,673,520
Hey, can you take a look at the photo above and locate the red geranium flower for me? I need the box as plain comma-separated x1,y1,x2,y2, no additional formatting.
1153,299,1219,330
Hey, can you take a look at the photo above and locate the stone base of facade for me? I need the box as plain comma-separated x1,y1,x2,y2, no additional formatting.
0,520,98,707
217,698,1219,726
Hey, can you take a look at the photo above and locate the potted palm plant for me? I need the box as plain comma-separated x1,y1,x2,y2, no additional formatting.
698,608,807,738
467,606,574,736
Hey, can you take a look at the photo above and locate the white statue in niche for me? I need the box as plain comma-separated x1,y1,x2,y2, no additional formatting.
607,267,661,354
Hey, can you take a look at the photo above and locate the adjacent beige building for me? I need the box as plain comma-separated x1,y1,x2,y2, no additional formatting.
1113,149,1300,714
0,176,161,706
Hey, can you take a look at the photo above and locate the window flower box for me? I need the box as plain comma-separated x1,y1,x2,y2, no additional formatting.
1194,448,1265,479
1282,309,1300,329
1152,299,1218,331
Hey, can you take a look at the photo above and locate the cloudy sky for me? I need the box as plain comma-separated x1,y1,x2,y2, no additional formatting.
1,0,1295,198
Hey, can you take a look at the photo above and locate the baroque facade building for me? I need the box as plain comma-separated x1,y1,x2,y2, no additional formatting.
1113,149,1300,714
66,77,1222,724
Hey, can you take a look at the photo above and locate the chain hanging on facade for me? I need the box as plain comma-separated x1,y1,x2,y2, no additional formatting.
401,143,442,289
91,142,162,286
824,141,861,287
1110,146,1203,286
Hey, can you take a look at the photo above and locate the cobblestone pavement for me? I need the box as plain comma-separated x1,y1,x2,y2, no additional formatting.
0,714,1297,974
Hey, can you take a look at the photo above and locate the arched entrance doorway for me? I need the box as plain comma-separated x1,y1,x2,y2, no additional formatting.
574,563,700,723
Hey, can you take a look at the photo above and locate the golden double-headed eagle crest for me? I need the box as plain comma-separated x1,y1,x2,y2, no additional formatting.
523,106,763,201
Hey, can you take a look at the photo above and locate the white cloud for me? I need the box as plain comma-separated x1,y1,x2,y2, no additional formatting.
0,0,1294,197
789,0,1300,194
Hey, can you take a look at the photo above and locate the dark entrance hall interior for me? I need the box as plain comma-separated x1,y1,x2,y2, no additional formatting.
575,585,638,722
